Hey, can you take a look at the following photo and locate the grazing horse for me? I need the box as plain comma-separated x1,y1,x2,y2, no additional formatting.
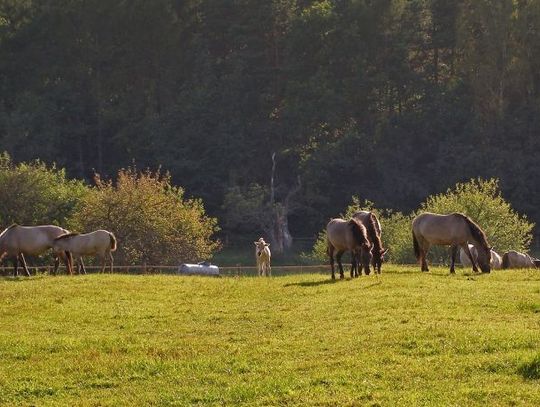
353,211,388,274
501,250,536,269
53,230,117,274
254,238,271,277
326,218,372,280
412,212,492,273
460,244,502,270
0,224,72,276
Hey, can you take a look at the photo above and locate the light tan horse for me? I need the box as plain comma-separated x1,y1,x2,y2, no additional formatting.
353,211,388,274
326,218,372,280
412,212,492,273
0,224,72,276
53,230,117,273
460,244,502,270
254,238,271,277
501,250,536,269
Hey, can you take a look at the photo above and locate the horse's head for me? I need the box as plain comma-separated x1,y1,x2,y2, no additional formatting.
254,239,269,256
357,243,373,275
476,245,492,273
372,247,389,272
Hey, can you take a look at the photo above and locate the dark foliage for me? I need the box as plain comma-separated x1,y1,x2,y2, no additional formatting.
1,0,539,241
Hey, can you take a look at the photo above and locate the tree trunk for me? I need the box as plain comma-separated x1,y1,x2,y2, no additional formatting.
267,152,300,254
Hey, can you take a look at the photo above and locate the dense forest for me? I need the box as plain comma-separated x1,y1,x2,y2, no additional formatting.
1,0,539,250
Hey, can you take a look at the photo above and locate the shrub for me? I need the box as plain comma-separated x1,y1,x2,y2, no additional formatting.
0,152,88,226
69,167,221,265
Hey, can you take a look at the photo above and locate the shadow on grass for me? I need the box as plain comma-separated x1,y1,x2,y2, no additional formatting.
518,354,540,379
283,279,340,288
284,277,383,288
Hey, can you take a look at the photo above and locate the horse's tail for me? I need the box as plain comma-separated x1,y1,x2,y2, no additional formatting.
502,252,510,269
109,232,117,252
412,231,421,261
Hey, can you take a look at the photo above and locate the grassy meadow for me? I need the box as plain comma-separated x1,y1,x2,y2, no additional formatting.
1,266,540,406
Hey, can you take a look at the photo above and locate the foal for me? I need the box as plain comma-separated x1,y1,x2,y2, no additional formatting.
53,229,117,273
254,238,271,277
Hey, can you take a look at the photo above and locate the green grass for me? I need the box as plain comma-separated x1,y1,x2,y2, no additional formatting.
1,266,540,406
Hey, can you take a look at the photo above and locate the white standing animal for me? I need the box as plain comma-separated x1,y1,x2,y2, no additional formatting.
53,230,117,273
254,238,271,277
460,244,502,270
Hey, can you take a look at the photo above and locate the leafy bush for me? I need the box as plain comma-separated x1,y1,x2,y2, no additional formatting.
0,152,88,226
69,167,221,265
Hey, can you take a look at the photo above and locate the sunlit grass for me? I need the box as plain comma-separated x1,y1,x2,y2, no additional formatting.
1,265,539,406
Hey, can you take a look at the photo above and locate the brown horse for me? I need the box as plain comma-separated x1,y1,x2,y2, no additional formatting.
0,224,72,276
326,218,372,280
353,211,388,274
412,212,492,273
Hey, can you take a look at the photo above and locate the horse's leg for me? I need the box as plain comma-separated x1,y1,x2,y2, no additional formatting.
267,260,271,277
328,245,336,280
420,240,430,272
450,245,458,274
461,243,478,272
19,253,30,277
65,251,73,275
350,252,356,278
100,254,106,273
61,251,73,275
336,250,345,279
79,257,87,274
53,255,60,275
13,256,19,277
109,252,114,273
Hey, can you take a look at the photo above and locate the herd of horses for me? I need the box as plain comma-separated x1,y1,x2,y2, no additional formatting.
326,211,538,280
0,224,117,276
2,211,536,279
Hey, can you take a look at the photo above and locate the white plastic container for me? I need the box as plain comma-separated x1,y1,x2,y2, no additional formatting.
178,262,220,276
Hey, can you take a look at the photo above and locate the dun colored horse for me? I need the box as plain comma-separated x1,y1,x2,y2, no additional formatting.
412,212,492,273
326,218,372,280
53,230,117,273
460,244,502,270
501,250,536,269
353,211,388,274
0,224,71,276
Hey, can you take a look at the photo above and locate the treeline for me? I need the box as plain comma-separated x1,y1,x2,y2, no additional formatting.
1,1,540,248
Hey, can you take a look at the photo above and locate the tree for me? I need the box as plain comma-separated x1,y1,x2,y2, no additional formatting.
0,152,88,227
69,167,220,265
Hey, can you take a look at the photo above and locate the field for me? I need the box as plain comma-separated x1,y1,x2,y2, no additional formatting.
1,266,540,406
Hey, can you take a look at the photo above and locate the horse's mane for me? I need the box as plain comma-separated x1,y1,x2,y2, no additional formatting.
0,223,18,238
455,213,490,249
348,218,369,246
54,232,80,241
363,213,382,252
